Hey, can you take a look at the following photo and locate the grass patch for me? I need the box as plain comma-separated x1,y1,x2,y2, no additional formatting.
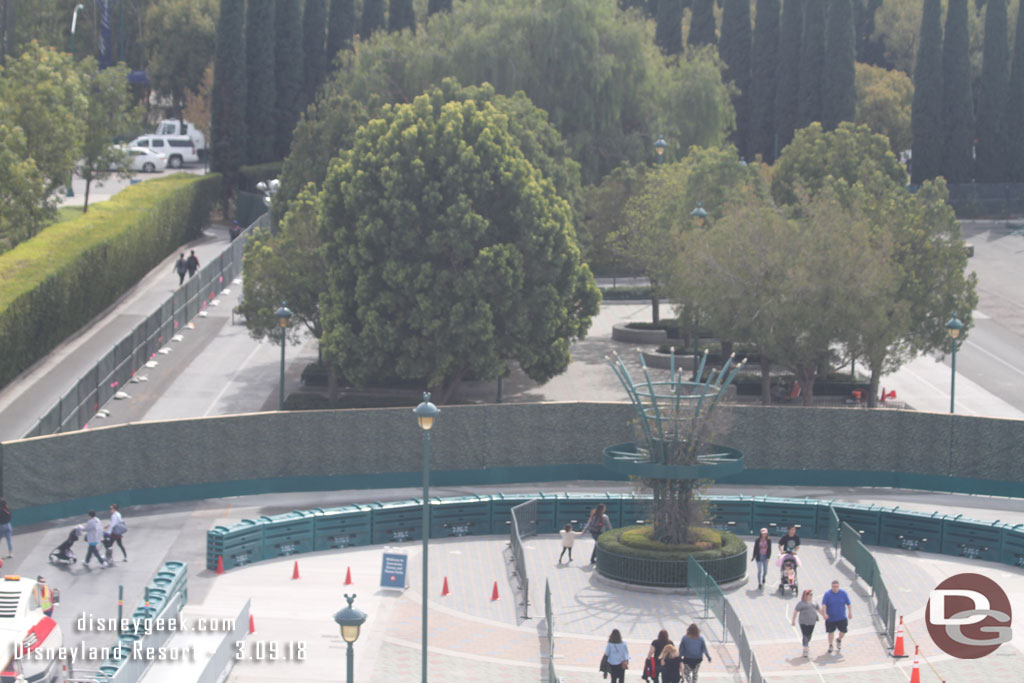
599,524,745,562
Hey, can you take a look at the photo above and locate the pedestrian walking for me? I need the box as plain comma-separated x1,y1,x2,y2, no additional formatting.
34,576,55,617
657,643,683,683
821,580,852,654
229,220,242,241
586,503,613,564
186,250,199,278
83,511,108,568
603,629,630,683
645,629,674,682
174,254,187,285
750,527,771,589
679,624,711,683
107,503,127,562
779,525,801,554
558,523,582,563
792,589,820,657
0,499,12,558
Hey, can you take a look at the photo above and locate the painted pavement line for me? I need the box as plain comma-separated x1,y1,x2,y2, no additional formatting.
202,337,266,417
964,338,1024,378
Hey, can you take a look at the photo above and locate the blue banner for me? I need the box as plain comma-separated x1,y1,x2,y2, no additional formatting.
380,552,408,590
99,0,111,68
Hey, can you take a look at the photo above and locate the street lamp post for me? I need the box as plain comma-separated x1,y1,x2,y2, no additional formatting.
333,594,367,683
945,315,963,414
275,304,292,410
66,3,85,199
413,393,439,683
256,178,280,209
689,202,708,379
654,135,667,164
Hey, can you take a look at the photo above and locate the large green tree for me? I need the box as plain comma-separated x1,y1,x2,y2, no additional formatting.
941,0,974,183
361,0,386,38
719,0,752,158
1006,0,1024,180
855,62,914,153
823,0,857,131
911,0,943,184
750,0,780,161
775,0,803,153
327,0,356,64
76,60,136,213
580,163,649,276
145,0,216,122
318,85,599,403
211,0,246,200
389,0,415,33
302,0,328,109
976,0,1009,181
275,0,305,160
245,0,276,165
688,0,717,47
798,0,825,127
0,121,46,251
428,0,453,14
656,0,685,55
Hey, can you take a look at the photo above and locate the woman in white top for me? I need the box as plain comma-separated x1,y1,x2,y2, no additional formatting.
107,503,127,561
604,629,630,683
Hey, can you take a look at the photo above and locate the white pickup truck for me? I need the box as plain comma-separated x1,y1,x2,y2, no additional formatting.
155,119,207,160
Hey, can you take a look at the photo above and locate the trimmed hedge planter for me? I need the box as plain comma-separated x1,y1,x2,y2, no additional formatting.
595,525,747,587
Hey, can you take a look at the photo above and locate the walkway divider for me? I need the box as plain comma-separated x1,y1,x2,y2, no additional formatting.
544,580,560,683
509,499,536,619
840,521,897,649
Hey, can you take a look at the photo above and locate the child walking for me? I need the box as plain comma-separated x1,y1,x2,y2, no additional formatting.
558,523,582,563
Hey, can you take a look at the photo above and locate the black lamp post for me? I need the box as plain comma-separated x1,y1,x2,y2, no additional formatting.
333,594,367,683
654,135,667,164
689,202,709,378
945,315,963,414
413,393,439,682
275,304,292,410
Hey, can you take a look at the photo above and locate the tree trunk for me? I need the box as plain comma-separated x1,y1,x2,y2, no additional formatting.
327,364,339,403
650,478,700,545
868,365,881,408
651,295,660,323
760,358,772,405
721,340,734,359
796,367,816,406
83,179,91,213
435,366,469,404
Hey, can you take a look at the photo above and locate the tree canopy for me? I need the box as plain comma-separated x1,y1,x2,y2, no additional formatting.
317,84,600,403
855,62,914,154
77,60,137,213
145,0,216,120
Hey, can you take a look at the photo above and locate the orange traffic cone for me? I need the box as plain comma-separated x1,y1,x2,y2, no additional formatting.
490,581,500,601
216,555,224,575
441,577,450,596
344,567,353,585
892,616,907,657
292,561,300,580
909,645,921,683
248,614,256,634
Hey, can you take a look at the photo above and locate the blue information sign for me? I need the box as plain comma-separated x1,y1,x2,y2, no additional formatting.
380,552,408,590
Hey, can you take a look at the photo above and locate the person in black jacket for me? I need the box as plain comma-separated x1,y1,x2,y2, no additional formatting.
0,500,11,557
751,528,771,589
186,250,200,278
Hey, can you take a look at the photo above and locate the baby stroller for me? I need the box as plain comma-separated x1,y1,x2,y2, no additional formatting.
778,552,799,596
49,526,82,565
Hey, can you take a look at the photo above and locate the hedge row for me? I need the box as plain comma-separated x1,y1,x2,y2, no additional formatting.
0,173,221,388
598,525,746,562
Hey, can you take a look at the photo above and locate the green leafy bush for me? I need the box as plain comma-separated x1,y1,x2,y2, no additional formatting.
0,173,221,388
599,285,653,300
599,524,745,561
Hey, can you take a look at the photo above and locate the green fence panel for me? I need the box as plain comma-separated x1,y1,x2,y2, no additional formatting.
999,524,1024,568
554,493,620,531
430,495,493,538
311,505,373,550
941,516,1002,561
878,509,944,553
490,493,556,534
752,497,819,538
620,494,651,528
206,518,266,570
705,496,754,534
371,499,427,544
260,510,316,558
833,504,885,545
828,505,840,552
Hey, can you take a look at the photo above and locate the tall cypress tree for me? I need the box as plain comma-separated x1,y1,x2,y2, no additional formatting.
362,0,386,38
854,0,885,66
750,0,780,161
976,0,1009,182
941,0,974,182
775,0,803,153
245,0,276,165
274,1,304,160
720,0,752,159
688,0,717,47
656,0,684,55
822,0,856,131
211,0,246,201
427,0,452,14
911,0,943,184
302,0,327,111
798,0,825,127
327,0,356,63
388,0,415,33
1005,0,1024,180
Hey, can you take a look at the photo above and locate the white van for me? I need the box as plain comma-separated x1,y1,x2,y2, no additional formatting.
155,119,206,157
128,135,198,169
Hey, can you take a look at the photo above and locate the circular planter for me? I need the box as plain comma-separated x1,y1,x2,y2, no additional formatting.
611,324,668,344
595,537,747,588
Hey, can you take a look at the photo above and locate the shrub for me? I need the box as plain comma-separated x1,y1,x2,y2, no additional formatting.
0,173,221,388
598,285,653,300
598,524,745,561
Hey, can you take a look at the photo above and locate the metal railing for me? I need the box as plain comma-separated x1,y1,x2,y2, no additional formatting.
597,545,746,588
25,214,268,438
544,580,559,682
828,505,840,552
840,521,897,650
509,500,536,619
196,598,252,683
